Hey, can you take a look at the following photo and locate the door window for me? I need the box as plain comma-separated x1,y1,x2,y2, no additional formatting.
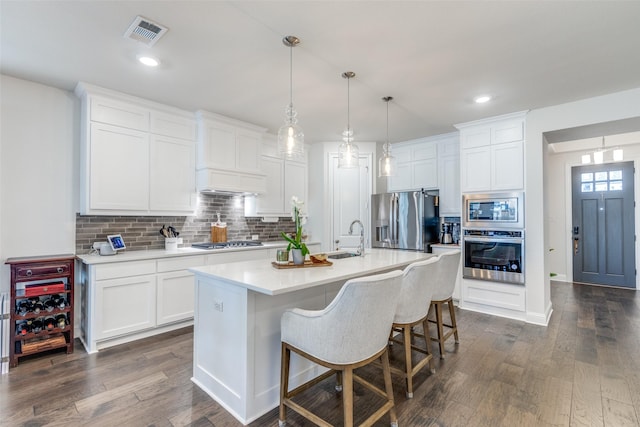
580,169,623,192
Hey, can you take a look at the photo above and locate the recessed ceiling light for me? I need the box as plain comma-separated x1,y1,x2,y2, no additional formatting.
137,55,160,67
474,95,492,104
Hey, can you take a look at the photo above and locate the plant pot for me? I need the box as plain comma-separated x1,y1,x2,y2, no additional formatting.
291,248,304,265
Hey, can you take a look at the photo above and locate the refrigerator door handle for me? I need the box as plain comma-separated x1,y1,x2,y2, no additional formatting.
391,193,397,247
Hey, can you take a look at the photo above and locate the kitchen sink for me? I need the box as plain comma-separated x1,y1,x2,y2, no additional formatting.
328,252,358,259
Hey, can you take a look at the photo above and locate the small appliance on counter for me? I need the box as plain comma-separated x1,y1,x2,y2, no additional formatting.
92,234,126,255
440,222,453,244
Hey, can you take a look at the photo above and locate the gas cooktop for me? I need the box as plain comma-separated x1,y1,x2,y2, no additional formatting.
191,241,263,250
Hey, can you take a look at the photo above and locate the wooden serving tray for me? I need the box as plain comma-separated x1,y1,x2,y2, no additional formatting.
271,260,333,269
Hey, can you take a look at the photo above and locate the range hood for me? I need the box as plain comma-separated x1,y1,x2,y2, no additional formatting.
196,168,266,194
195,110,267,194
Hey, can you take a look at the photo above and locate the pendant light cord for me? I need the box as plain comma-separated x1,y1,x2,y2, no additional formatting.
289,44,293,107
386,100,389,151
347,76,350,134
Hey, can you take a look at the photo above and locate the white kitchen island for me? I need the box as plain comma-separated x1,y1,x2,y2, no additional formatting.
189,249,434,425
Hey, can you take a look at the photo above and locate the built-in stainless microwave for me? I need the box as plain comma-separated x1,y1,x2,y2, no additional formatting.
462,192,524,229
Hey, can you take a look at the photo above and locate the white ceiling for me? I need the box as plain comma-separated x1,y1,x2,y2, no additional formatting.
2,1,640,144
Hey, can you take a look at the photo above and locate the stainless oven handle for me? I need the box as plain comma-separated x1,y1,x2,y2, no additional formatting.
463,237,523,244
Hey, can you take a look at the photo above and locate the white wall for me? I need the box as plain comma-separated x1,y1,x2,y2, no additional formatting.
0,75,79,293
526,86,640,324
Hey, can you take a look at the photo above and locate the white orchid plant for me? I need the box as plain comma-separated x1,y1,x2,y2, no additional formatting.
281,196,309,256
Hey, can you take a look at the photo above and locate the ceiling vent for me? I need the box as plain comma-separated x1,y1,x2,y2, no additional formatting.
123,16,168,47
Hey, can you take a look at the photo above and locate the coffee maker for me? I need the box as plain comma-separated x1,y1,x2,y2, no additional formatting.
440,222,453,244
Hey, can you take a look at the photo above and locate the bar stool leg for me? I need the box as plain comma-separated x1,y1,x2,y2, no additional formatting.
381,349,399,427
343,367,354,427
435,302,446,358
447,298,459,343
422,318,435,374
279,343,290,427
402,325,414,398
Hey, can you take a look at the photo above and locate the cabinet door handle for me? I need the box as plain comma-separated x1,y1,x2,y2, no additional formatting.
26,269,32,276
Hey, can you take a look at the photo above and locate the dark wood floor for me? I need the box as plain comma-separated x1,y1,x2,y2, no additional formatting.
2,281,640,426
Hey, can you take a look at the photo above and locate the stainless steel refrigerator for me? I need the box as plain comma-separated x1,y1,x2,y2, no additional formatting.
371,191,439,252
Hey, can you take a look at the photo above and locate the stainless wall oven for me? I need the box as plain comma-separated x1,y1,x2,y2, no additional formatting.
463,229,524,285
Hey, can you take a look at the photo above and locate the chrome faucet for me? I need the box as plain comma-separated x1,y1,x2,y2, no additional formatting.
349,219,365,256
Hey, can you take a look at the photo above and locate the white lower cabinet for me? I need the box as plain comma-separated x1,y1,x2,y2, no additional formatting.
81,256,202,353
460,279,526,321
156,270,196,325
94,274,157,340
156,255,206,325
80,247,319,353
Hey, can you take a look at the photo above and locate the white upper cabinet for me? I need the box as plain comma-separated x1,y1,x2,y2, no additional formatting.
149,134,197,212
150,110,197,140
244,135,308,218
385,132,461,216
195,111,266,193
89,123,150,211
437,133,461,216
460,146,491,192
90,96,149,131
456,111,526,193
388,139,438,191
75,82,197,216
236,130,262,173
255,156,285,215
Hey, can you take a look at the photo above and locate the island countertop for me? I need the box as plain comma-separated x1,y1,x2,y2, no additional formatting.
189,248,435,296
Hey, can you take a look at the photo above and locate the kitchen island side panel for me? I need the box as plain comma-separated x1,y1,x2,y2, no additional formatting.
192,275,248,421
249,286,329,418
192,273,337,424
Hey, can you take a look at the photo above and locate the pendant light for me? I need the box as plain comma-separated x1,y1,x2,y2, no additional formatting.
582,136,623,164
277,36,304,159
378,96,396,177
338,71,359,168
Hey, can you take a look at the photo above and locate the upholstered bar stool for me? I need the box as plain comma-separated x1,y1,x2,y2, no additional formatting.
279,270,404,427
388,256,440,398
428,250,462,359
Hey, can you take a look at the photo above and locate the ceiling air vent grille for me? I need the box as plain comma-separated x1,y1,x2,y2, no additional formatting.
123,16,168,47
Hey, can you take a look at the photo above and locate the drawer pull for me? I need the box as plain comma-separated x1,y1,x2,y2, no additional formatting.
57,267,64,273
26,270,33,277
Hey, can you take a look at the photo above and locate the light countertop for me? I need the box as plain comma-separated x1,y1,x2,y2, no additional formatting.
189,248,435,296
430,243,460,248
76,241,316,265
